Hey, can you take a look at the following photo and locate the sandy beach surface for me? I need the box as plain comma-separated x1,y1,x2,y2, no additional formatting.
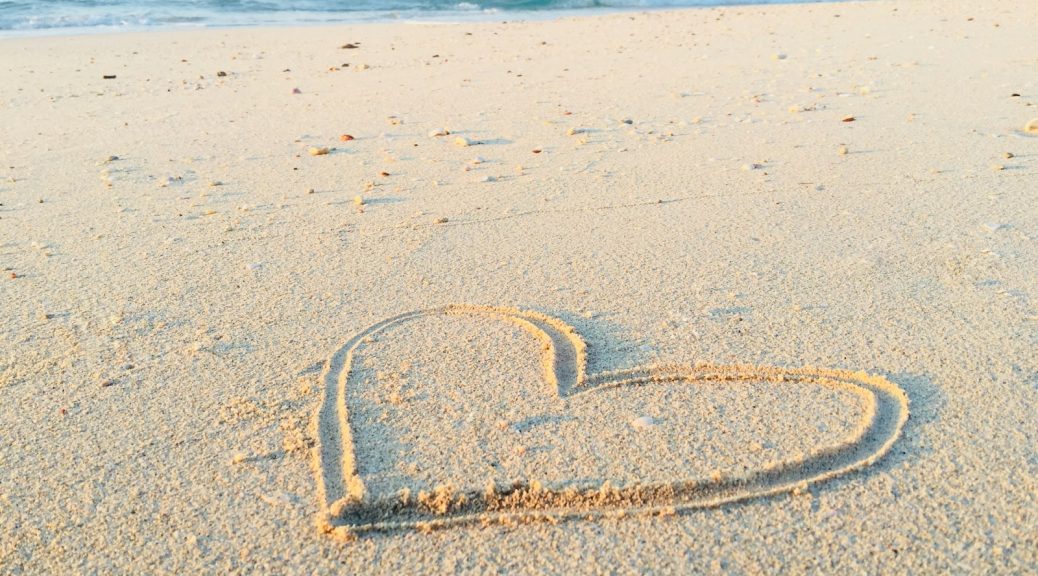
2,0,1037,572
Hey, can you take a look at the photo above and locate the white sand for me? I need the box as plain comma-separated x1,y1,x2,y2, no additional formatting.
2,0,1037,572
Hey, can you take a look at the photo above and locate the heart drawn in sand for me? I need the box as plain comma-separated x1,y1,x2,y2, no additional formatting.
312,305,909,540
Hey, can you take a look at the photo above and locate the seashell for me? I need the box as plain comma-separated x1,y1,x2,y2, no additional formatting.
631,416,658,430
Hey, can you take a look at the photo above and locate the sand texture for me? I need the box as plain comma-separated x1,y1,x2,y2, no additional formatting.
2,0,1038,572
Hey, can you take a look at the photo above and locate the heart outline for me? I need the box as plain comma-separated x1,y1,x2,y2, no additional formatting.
312,304,909,540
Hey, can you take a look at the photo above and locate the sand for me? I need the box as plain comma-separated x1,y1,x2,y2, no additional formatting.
2,0,1037,572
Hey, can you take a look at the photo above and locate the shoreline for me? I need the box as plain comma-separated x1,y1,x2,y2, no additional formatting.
0,0,844,39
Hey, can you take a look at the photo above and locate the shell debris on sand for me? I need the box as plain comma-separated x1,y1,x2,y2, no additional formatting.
454,136,472,147
428,128,450,137
309,147,330,156
1024,119,1038,134
631,415,658,430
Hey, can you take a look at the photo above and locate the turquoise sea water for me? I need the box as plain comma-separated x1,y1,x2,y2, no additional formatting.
0,0,830,33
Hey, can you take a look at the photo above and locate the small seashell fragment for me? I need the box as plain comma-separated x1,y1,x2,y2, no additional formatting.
309,147,330,156
428,128,450,137
454,136,472,147
1003,152,1014,159
631,416,658,430
353,195,365,206
1025,119,1038,134
990,164,1004,171
566,127,582,136
842,115,856,122
838,145,848,155
339,134,355,142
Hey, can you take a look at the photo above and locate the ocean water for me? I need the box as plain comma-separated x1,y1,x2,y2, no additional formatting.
0,0,827,33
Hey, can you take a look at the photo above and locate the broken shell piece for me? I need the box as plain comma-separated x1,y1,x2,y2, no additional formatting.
309,147,330,156
454,136,472,147
428,128,450,137
631,416,658,429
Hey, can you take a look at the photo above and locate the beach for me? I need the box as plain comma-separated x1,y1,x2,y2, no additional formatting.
2,0,1037,572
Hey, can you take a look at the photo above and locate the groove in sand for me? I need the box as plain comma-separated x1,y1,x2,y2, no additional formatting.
312,304,909,541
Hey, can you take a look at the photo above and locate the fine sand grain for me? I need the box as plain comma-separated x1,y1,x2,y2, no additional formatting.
2,0,1037,572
